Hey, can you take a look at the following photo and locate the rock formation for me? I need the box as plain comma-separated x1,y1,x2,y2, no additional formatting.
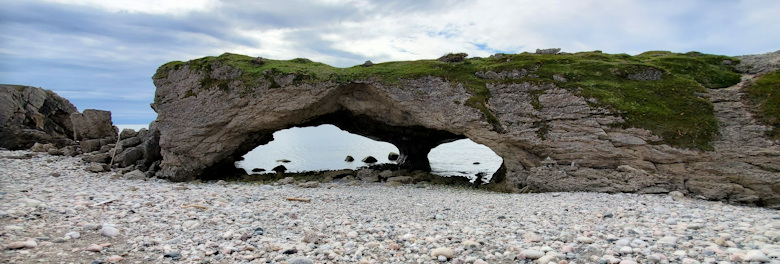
0,85,78,149
149,51,779,208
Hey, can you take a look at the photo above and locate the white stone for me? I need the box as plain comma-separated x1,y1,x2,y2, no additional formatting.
744,250,770,262
430,247,453,259
619,246,633,254
657,236,678,245
521,249,545,259
100,226,119,237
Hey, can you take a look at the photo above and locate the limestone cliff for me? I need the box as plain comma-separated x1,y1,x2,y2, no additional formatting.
151,51,779,208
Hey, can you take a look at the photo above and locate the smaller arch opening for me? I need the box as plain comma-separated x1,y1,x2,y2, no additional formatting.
235,124,400,173
429,139,505,184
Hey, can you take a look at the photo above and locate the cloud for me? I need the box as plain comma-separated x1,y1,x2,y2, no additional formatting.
1,0,779,124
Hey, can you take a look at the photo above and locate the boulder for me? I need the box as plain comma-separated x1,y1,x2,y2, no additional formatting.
437,53,467,63
272,165,287,173
0,85,78,149
119,128,138,139
362,156,378,163
357,169,379,182
82,153,111,164
387,176,413,184
86,164,109,173
30,142,54,152
388,152,400,161
115,147,144,168
123,170,146,180
70,109,116,141
119,137,142,148
344,155,354,162
535,48,561,54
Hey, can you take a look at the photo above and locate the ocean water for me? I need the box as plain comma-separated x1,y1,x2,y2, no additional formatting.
235,125,504,179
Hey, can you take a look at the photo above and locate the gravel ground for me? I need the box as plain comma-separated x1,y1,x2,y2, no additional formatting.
1,150,778,264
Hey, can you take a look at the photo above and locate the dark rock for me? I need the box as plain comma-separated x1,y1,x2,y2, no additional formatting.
272,165,287,173
388,152,400,161
115,147,143,168
80,139,104,153
86,164,109,173
362,156,378,163
251,168,265,172
473,162,480,165
322,169,354,179
98,144,114,153
50,172,60,177
276,159,291,163
253,227,264,236
0,85,78,150
437,53,468,63
251,57,266,66
345,155,354,162
119,128,137,139
282,248,298,254
82,153,110,164
362,60,373,67
70,109,116,141
163,251,181,260
535,48,561,54
119,137,142,148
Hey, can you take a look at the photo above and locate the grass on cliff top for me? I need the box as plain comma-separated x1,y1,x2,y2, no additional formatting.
155,50,742,150
744,69,780,140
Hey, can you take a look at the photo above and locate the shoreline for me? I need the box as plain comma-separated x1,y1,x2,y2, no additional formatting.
1,150,778,263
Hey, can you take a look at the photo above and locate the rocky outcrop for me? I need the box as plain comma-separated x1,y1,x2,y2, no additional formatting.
0,85,78,149
150,52,779,208
70,109,118,153
71,109,116,141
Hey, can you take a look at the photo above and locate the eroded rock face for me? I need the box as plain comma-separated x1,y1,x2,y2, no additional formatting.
71,109,116,141
151,58,779,208
0,85,78,149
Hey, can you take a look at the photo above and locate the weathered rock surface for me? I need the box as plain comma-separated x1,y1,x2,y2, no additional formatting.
150,53,780,208
0,85,78,149
70,109,116,142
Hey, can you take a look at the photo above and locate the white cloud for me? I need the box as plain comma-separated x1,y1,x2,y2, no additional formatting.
42,0,219,15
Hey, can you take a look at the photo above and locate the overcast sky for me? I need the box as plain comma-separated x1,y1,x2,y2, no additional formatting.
1,0,778,124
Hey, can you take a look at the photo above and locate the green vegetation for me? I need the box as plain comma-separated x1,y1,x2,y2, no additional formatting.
744,69,780,139
154,50,743,150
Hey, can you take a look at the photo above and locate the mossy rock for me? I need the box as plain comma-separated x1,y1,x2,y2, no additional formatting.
744,69,780,139
155,50,743,150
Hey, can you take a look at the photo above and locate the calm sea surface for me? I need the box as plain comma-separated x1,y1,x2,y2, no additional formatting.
116,124,504,180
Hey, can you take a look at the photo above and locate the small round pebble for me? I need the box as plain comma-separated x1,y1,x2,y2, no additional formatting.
100,226,119,237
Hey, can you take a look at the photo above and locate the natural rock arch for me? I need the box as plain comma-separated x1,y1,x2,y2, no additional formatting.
153,80,519,183
150,53,779,208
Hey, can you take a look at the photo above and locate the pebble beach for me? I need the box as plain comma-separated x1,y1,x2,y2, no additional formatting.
1,150,778,264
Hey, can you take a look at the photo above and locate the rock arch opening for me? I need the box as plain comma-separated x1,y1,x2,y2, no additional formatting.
428,139,505,184
235,124,400,173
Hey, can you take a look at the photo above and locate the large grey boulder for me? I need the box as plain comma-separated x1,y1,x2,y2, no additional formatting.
0,85,78,149
70,109,116,141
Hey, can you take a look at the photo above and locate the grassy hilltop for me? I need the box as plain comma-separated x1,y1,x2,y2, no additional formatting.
155,51,744,150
